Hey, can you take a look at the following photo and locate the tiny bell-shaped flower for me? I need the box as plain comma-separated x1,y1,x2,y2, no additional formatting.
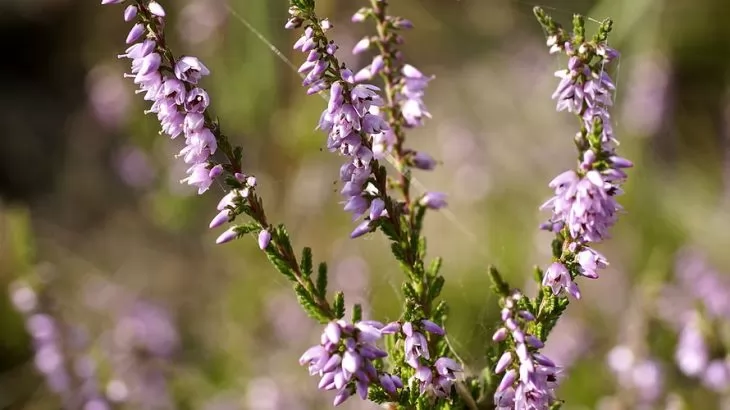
412,151,437,170
495,352,514,373
147,1,165,17
174,56,210,84
216,227,238,245
258,229,272,250
543,262,580,299
421,319,445,336
123,5,137,21
352,37,371,55
420,192,447,210
126,23,145,44
492,327,508,342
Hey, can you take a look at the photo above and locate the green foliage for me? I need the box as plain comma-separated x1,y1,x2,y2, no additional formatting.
293,284,330,323
300,247,313,277
332,291,345,319
488,266,511,298
351,303,362,323
428,275,445,300
264,247,296,282
290,0,315,12
315,262,328,298
233,222,260,236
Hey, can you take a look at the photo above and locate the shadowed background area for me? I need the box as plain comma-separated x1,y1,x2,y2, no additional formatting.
1,0,730,409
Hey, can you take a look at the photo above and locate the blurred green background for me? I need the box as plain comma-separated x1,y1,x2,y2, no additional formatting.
1,0,730,409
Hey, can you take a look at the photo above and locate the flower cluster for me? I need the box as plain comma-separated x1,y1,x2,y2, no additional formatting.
349,5,441,189
492,292,559,408
103,0,219,195
402,320,462,397
349,12,432,131
288,13,391,238
541,247,608,300
299,320,402,406
538,19,630,298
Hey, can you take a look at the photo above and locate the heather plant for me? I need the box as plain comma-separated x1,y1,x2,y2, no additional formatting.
91,1,629,409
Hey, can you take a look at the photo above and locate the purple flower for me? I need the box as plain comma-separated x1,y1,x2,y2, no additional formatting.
674,314,708,377
294,23,391,235
398,64,433,127
420,192,447,210
352,37,371,55
539,35,629,301
576,247,608,279
126,23,145,44
258,230,272,250
542,262,580,299
412,151,437,170
148,1,165,17
174,56,210,84
108,0,235,230
299,320,398,406
123,5,137,21
493,292,559,408
216,227,238,245
400,320,461,397
540,170,620,243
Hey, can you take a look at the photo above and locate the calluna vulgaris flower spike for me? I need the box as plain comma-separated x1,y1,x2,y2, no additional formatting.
535,7,629,299
492,292,559,408
288,14,390,238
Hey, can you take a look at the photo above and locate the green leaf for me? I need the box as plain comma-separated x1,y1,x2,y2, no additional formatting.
367,386,390,404
293,284,329,323
416,237,427,263
333,291,345,319
265,249,296,282
594,18,613,43
402,282,418,302
352,303,362,322
488,266,511,297
427,257,443,278
232,222,259,236
274,224,294,255
533,7,560,35
300,247,313,277
551,238,563,259
233,146,243,166
572,14,586,43
290,0,315,12
315,262,328,298
428,276,445,300
413,205,428,236
379,219,400,243
433,300,449,322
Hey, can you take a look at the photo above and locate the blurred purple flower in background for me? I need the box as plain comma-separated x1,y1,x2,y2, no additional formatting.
9,280,111,410
177,0,227,46
114,145,156,189
606,345,664,404
86,64,131,130
656,247,730,392
105,300,179,409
